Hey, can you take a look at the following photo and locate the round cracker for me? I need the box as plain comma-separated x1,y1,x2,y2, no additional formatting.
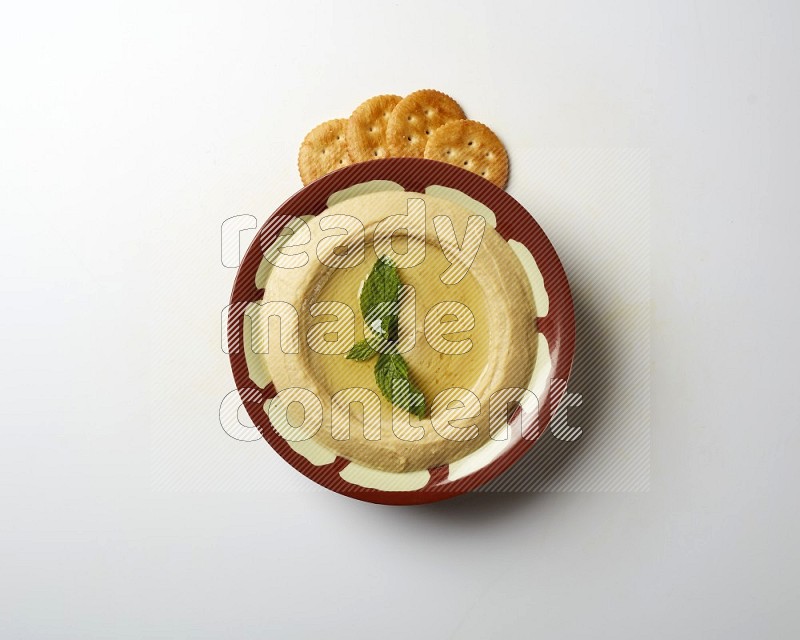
424,119,509,188
386,89,466,158
347,94,402,162
297,119,351,185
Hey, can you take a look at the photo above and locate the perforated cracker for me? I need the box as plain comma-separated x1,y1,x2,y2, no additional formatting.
423,119,509,188
347,94,402,162
386,90,466,158
297,119,351,185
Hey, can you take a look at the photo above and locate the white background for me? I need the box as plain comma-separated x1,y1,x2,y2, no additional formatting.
2,1,799,638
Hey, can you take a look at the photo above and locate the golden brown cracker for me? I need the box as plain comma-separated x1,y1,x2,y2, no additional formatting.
386,90,466,158
347,94,402,162
424,120,509,188
297,119,351,185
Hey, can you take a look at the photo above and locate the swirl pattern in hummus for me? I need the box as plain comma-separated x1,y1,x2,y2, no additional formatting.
254,188,540,474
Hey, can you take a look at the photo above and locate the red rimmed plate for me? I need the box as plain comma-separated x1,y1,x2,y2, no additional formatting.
228,158,575,505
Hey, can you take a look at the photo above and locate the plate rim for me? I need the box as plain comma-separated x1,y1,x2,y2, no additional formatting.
227,158,576,505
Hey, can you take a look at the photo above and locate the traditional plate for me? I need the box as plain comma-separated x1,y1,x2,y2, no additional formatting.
228,158,575,504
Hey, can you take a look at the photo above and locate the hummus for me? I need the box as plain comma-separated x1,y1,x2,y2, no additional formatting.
259,189,537,472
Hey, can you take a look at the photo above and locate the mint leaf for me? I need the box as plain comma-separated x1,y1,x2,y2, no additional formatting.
374,353,426,419
347,257,424,418
381,315,399,342
360,256,401,332
346,340,377,362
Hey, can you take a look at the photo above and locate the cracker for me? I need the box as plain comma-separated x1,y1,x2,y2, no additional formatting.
297,119,351,185
347,94,402,162
423,119,509,188
386,90,466,158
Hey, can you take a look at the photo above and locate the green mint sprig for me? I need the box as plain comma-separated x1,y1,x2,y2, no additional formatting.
344,257,425,419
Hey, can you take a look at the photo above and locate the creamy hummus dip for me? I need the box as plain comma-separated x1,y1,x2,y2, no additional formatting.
258,189,537,473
